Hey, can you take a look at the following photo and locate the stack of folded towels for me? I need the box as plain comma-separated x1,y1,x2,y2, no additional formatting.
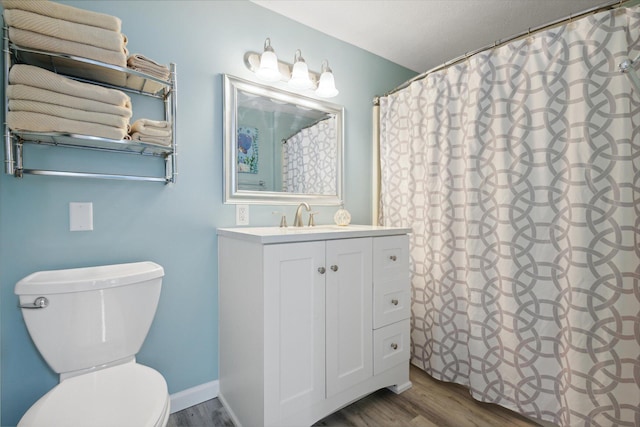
3,0,171,94
126,54,171,94
127,54,170,81
2,0,128,68
7,64,132,141
129,119,172,146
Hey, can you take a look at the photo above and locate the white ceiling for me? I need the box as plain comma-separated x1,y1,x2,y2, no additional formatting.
251,0,610,73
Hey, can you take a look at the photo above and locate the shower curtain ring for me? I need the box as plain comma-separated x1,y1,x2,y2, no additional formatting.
526,28,534,44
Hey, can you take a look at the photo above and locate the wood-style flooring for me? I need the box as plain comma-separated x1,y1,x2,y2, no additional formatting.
167,364,543,427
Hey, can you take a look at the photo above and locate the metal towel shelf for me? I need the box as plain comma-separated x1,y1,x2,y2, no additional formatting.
3,28,178,184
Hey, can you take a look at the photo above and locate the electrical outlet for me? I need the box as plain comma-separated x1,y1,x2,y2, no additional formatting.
236,204,249,225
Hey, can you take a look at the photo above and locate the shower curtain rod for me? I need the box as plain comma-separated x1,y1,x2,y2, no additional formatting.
281,114,334,143
373,0,636,104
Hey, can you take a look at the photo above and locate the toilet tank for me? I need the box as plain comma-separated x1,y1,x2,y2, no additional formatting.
15,262,164,375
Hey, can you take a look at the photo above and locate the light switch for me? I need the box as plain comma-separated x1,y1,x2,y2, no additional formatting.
69,202,93,231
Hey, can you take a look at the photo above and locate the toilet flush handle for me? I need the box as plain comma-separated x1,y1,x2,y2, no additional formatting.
19,296,49,309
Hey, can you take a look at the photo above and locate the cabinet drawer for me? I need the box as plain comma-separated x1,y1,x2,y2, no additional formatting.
373,235,409,281
373,319,410,375
373,278,410,328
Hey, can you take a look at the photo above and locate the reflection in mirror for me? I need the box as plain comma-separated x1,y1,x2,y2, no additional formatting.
224,74,343,205
282,115,336,194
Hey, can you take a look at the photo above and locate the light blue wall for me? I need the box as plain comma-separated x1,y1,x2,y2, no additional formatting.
0,1,416,425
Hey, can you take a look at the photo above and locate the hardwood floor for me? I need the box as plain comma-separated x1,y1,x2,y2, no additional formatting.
167,365,543,427
167,397,234,427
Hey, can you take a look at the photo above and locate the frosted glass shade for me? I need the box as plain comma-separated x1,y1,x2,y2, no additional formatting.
256,50,281,82
316,71,339,98
289,60,313,90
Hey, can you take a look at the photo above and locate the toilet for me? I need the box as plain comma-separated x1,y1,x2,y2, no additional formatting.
14,261,170,427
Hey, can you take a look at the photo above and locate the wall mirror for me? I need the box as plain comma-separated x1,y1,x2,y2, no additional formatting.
223,74,344,205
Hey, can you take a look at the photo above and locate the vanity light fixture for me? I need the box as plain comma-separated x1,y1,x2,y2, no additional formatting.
255,38,281,82
244,38,339,98
315,60,339,98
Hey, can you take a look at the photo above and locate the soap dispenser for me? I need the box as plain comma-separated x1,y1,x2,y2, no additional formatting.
333,204,351,226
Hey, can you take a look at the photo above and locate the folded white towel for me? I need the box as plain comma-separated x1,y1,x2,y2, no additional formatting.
130,132,172,146
130,119,172,137
9,64,131,108
1,0,122,32
127,54,170,81
132,118,170,129
7,85,132,118
9,100,130,129
4,9,126,53
8,111,128,140
8,27,127,68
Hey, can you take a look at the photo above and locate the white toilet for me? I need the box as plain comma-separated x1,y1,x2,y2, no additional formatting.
14,261,170,427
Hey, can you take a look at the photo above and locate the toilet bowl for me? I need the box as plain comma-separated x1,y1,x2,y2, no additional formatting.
15,262,170,427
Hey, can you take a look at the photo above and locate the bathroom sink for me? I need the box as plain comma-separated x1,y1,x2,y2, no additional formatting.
216,224,412,244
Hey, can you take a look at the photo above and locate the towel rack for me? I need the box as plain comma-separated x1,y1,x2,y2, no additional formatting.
240,180,266,187
3,28,178,184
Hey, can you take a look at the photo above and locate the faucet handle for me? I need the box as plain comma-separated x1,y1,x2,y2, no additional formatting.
272,211,288,228
308,212,319,227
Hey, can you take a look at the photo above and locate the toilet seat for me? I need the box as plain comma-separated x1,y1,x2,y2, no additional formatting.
18,363,170,427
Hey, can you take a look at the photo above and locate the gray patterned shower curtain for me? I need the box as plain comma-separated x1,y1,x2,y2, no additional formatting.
283,117,337,194
378,6,640,427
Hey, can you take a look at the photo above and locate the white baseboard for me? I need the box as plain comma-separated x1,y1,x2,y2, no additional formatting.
169,380,219,413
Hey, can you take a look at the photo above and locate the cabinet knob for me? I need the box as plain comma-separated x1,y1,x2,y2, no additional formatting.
389,255,397,261
390,343,398,350
330,265,339,272
391,299,399,306
318,267,326,274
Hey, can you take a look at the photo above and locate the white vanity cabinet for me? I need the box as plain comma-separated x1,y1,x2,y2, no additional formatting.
218,225,412,427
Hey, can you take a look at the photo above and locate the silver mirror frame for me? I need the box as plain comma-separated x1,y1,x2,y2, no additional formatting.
223,74,344,205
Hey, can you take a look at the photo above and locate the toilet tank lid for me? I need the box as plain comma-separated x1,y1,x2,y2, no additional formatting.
15,262,164,295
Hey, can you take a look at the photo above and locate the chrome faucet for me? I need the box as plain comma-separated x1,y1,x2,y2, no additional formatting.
293,202,311,227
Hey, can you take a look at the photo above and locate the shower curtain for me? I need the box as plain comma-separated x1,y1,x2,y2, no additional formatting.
379,6,640,427
283,116,336,194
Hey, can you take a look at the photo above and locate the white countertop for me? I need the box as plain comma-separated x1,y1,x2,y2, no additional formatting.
216,224,411,244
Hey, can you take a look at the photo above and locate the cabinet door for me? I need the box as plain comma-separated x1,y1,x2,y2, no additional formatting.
325,237,373,397
264,241,326,425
